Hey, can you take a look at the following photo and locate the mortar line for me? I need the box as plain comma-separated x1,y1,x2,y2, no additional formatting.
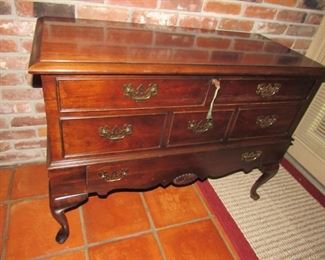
139,192,167,260
79,206,90,260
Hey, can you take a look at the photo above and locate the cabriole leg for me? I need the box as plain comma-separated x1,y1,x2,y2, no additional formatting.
251,163,279,200
49,191,88,244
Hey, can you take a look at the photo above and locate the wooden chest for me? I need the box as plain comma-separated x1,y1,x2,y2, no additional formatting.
28,17,324,243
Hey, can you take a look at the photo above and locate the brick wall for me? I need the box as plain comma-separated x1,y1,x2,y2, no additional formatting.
0,0,324,166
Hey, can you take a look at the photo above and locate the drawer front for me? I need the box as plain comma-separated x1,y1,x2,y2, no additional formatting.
87,142,289,194
61,114,166,157
230,104,300,139
168,109,234,146
207,78,313,103
57,76,211,111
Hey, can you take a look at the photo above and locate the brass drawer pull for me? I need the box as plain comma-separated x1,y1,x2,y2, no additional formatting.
256,83,281,98
256,115,278,128
98,169,128,182
98,124,133,141
123,83,158,102
188,119,214,134
241,151,262,162
187,78,220,135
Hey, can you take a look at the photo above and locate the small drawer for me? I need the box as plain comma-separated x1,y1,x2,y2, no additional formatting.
229,104,300,139
57,76,211,111
61,113,166,157
168,109,234,146
207,78,313,103
87,141,289,194
86,155,202,194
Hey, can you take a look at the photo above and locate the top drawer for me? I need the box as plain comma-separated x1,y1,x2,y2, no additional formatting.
207,78,314,103
57,76,211,111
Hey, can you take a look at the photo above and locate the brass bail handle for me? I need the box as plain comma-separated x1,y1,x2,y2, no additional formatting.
206,79,221,121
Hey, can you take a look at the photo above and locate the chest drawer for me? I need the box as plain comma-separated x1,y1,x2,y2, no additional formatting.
61,114,166,157
207,78,313,104
229,104,300,139
57,76,211,111
168,109,234,146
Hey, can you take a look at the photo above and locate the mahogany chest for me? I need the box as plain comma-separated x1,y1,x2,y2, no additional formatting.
28,17,324,243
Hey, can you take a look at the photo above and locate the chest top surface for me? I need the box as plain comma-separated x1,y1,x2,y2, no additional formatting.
29,17,324,76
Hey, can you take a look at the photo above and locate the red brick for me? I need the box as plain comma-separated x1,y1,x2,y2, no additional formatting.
196,37,231,49
234,39,264,51
35,103,45,113
271,38,294,48
11,116,46,127
0,103,31,114
0,150,43,163
0,142,11,152
305,14,323,25
0,72,28,86
219,19,254,32
33,2,75,18
37,127,47,137
106,29,153,46
244,6,277,19
76,6,129,22
264,0,297,6
107,0,157,8
15,0,34,16
160,0,202,12
277,10,306,23
132,10,178,26
204,1,241,14
287,25,316,37
0,20,35,36
0,39,18,52
2,88,43,101
178,15,217,30
0,56,29,70
0,118,8,129
0,1,11,14
243,53,274,64
15,140,47,150
155,32,195,47
293,39,312,49
240,0,263,2
255,22,287,34
0,129,36,140
20,39,33,53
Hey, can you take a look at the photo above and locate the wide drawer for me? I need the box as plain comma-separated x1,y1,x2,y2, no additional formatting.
61,113,166,157
57,76,211,111
207,78,313,103
230,104,300,139
168,109,234,146
87,142,289,194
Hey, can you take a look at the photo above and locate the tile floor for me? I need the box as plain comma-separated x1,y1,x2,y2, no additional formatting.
0,163,237,260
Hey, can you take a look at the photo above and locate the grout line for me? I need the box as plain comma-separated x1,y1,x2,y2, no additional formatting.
79,206,90,260
32,246,86,260
87,230,152,249
156,216,211,232
0,167,15,260
3,194,49,205
192,183,214,217
139,192,167,260
193,183,241,260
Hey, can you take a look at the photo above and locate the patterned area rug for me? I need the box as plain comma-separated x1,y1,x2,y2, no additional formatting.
198,162,325,259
